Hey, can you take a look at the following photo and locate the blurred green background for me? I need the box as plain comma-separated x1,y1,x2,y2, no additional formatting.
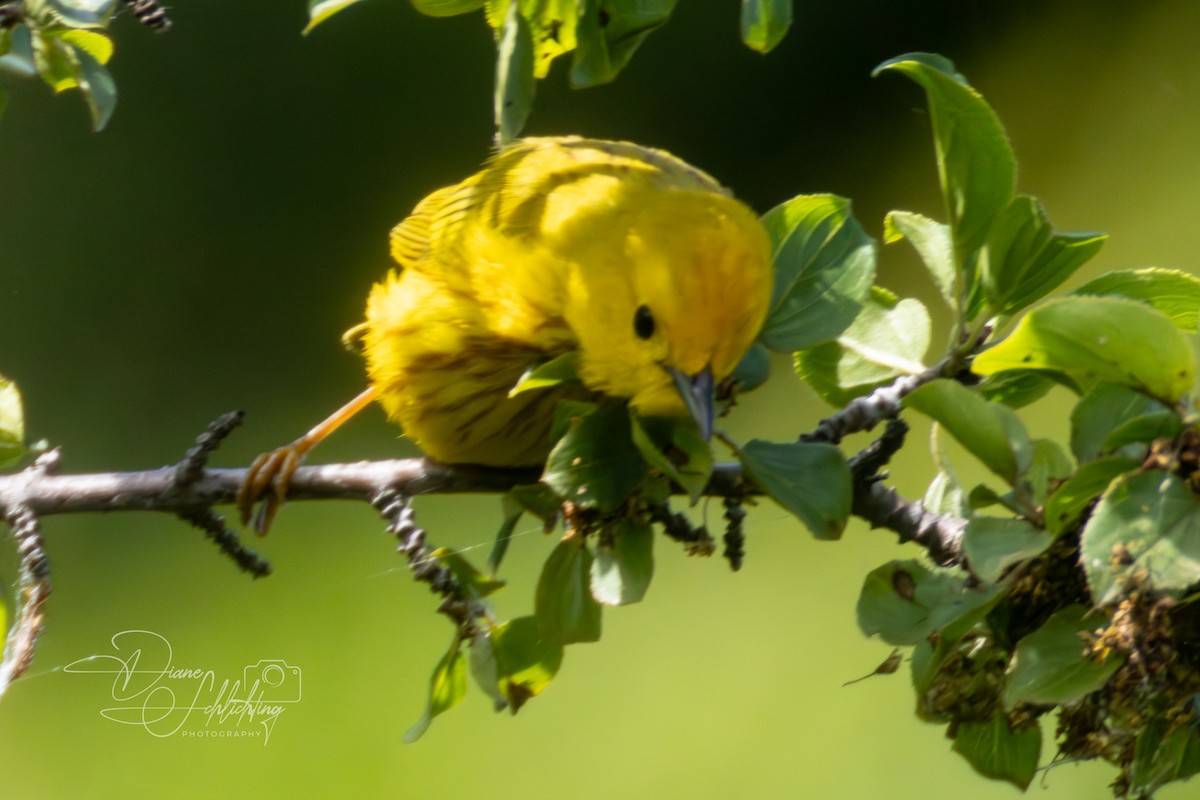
2,1,1199,797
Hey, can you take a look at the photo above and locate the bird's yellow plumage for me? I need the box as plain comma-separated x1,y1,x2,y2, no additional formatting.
239,136,773,530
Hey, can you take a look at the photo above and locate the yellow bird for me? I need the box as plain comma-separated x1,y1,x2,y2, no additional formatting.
238,136,773,532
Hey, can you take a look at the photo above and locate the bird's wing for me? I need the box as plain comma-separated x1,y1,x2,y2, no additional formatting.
389,138,730,277
389,176,482,275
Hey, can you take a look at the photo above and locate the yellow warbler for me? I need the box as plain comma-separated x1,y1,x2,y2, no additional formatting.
238,136,773,532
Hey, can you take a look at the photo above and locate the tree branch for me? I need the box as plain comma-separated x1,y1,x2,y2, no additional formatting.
0,457,762,515
847,418,966,566
0,448,966,564
0,400,971,695
802,355,967,445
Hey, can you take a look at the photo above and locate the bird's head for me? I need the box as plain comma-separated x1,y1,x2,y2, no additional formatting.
562,188,773,437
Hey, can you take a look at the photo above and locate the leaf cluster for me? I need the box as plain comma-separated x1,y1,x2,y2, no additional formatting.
305,0,793,143
0,0,132,129
845,54,1200,797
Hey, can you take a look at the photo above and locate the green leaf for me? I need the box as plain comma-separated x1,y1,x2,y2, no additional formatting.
874,53,1017,267
967,483,1005,512
1130,719,1200,796
905,379,1031,485
1043,456,1138,536
571,0,675,88
1076,267,1200,332
32,29,79,92
303,0,368,34
883,211,955,309
535,538,602,643
58,30,111,64
952,715,1041,791
0,376,26,469
1082,471,1200,604
730,341,770,392
494,0,535,145
1070,383,1171,463
856,560,1005,646
1102,409,1182,454
72,47,115,131
739,0,791,53
739,440,850,540
972,296,1196,405
1003,604,1123,707
404,638,467,743
491,484,561,573
1026,438,1073,508
491,616,563,711
979,195,1105,316
412,0,485,16
590,518,653,605
486,1,581,80
962,517,1053,584
924,469,969,519
44,0,117,28
467,630,507,711
493,497,524,575
629,412,712,502
977,369,1055,409
509,352,580,396
1,24,33,73
429,548,506,599
759,194,876,352
794,292,930,406
549,398,596,441
543,402,645,512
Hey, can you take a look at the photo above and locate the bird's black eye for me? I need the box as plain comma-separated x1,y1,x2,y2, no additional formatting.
633,305,655,340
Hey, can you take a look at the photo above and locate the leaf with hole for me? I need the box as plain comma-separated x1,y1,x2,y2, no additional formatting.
543,403,646,512
1082,471,1200,604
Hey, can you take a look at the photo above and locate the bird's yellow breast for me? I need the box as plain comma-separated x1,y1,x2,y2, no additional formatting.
356,136,773,466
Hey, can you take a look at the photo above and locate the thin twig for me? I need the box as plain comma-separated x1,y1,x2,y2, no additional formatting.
802,356,962,445
174,410,244,487
646,502,716,556
371,490,487,635
722,497,746,571
847,418,966,566
171,411,269,576
0,501,50,698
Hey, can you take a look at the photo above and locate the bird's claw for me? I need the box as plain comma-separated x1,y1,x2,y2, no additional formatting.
237,444,305,536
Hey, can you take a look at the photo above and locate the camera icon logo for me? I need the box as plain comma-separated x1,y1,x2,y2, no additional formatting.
243,660,302,703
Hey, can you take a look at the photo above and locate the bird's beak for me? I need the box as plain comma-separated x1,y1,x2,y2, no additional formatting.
670,365,715,440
